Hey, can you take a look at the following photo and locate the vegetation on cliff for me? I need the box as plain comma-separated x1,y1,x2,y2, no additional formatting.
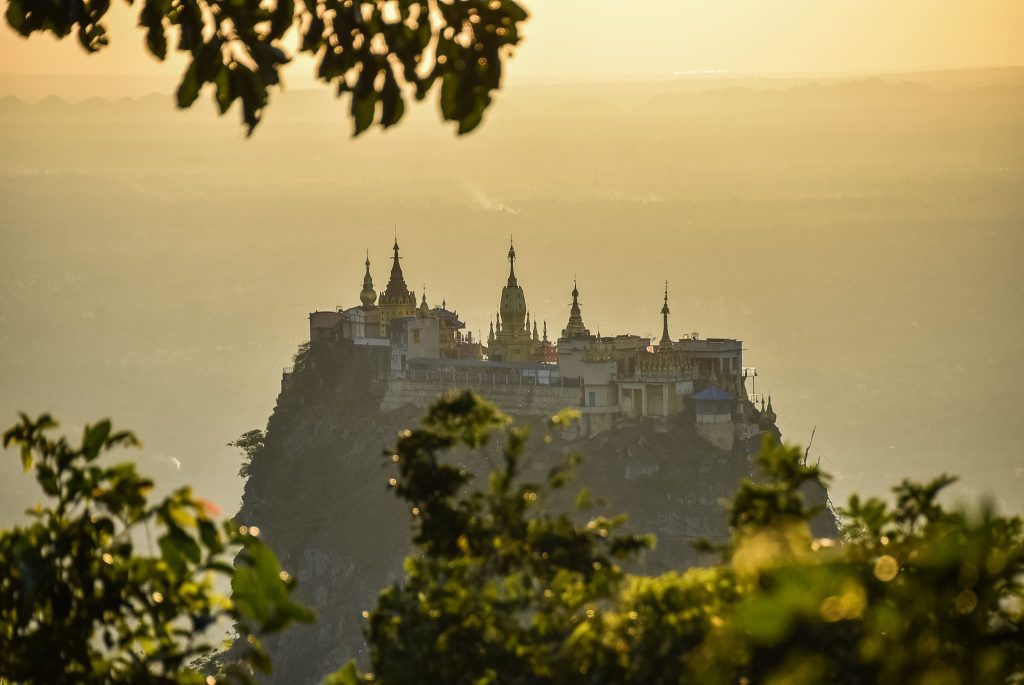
329,391,1023,685
2,389,1021,684
233,340,768,681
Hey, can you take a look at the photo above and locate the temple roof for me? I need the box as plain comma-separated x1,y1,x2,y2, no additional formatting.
691,387,735,401
498,239,527,332
359,253,377,307
380,240,413,303
562,280,590,338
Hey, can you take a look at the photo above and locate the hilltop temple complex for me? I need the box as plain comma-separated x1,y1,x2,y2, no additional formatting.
306,239,775,448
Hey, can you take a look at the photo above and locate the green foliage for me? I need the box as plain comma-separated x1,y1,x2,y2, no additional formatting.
333,392,1024,685
326,392,652,684
229,429,265,479
292,340,312,372
3,0,528,136
0,414,313,685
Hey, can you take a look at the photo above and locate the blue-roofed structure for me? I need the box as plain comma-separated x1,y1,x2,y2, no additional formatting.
693,385,734,420
691,387,734,402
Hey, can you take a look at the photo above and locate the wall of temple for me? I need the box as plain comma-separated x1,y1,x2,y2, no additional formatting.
380,378,581,418
697,421,735,452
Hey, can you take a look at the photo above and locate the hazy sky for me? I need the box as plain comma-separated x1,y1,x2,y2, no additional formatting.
1,1,1023,516
2,69,1022,521
1,0,1022,87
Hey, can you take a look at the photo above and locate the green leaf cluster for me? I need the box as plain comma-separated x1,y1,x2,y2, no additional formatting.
3,0,529,136
334,392,1023,685
0,414,312,685
330,391,650,683
229,429,265,479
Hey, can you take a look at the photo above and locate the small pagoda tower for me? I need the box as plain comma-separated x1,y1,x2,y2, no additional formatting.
359,254,377,308
489,240,534,361
561,280,591,339
377,239,417,336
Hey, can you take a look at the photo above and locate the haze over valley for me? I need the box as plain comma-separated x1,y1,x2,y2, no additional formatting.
1,66,1022,522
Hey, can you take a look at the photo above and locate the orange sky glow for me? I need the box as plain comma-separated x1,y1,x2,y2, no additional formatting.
0,0,1022,90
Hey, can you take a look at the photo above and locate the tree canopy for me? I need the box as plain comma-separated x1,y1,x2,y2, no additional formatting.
3,0,529,135
4,394,1021,684
331,390,1024,685
0,413,312,684
229,429,265,479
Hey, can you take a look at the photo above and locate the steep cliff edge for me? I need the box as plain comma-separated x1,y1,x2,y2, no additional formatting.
236,341,836,684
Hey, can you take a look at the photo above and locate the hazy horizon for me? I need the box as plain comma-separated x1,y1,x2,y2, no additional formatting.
2,64,1023,104
1,62,1022,530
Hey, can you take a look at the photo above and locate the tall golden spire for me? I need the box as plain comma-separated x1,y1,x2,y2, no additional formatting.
561,279,590,339
506,237,518,287
498,239,527,334
659,280,673,350
419,287,430,316
380,238,412,303
359,251,377,307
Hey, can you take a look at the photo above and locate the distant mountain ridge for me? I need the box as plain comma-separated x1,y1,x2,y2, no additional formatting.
1,71,1022,128
1,64,1022,104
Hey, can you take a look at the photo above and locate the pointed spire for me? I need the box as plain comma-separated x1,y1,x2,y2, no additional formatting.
659,280,673,350
526,310,531,335
419,289,430,316
360,251,377,307
488,320,495,345
562,279,590,338
381,238,411,302
542,320,548,343
506,236,518,287
533,319,539,342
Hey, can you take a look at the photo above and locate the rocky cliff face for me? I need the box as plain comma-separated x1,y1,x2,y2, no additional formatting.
236,341,835,684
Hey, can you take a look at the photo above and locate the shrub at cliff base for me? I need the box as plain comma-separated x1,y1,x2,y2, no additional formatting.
329,391,1023,685
0,414,313,685
2,393,1021,684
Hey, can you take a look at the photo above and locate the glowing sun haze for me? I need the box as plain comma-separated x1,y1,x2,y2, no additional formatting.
0,0,1022,88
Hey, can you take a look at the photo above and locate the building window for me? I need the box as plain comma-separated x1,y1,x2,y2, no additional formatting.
588,391,596,407
412,329,421,344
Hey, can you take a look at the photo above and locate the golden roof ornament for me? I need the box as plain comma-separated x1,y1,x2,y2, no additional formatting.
359,251,377,308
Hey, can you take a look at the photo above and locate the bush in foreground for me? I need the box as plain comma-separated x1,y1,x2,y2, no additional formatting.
0,414,312,685
331,391,1023,685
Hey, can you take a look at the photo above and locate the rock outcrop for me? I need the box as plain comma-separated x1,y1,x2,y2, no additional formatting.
235,340,835,683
